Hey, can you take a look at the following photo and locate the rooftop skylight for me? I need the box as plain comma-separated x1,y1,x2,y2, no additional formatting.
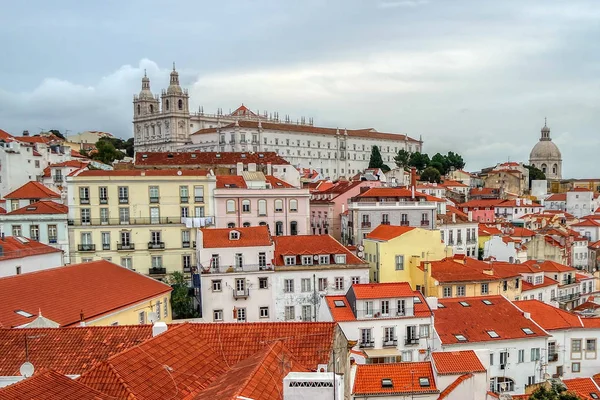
522,328,534,335
454,334,467,341
333,300,346,307
487,330,500,338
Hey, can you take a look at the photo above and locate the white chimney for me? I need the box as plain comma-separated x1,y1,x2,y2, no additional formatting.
248,162,257,172
468,211,473,222
452,213,456,224
236,162,243,175
152,321,168,337
267,162,273,176
523,312,531,320
516,198,521,206
426,296,438,310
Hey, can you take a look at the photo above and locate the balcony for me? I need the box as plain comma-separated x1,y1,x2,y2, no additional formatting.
102,244,110,250
148,241,165,250
251,139,258,145
149,197,160,204
201,263,273,274
66,216,184,226
382,338,398,347
49,237,58,244
400,221,410,226
53,176,63,183
359,340,375,349
99,198,108,204
233,287,250,299
355,307,413,319
78,244,96,252
381,221,391,225
180,196,189,203
182,241,191,248
194,196,204,203
551,293,581,303
421,220,430,226
229,139,236,145
183,266,192,273
80,198,90,205
405,337,420,346
548,353,559,362
117,243,135,251
119,197,129,204
149,267,166,275
361,222,371,228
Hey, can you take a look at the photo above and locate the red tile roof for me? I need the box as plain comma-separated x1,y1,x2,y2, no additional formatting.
351,282,415,299
581,318,600,328
571,187,593,192
572,301,600,312
0,260,172,328
71,149,85,158
6,200,68,215
135,151,291,166
79,322,338,399
497,199,542,208
0,207,5,214
273,235,365,266
365,225,415,241
76,169,209,177
352,362,438,396
216,175,248,188
441,179,468,187
589,240,600,250
431,351,486,375
4,181,61,199
479,224,502,236
546,193,567,201
192,120,420,143
265,175,295,188
200,226,272,248
0,369,112,399
437,373,474,399
324,295,357,322
469,187,499,196
563,378,600,400
426,258,520,283
49,160,90,168
510,227,536,237
356,187,427,199
0,236,62,262
459,199,503,208
521,276,559,291
572,219,600,227
522,259,575,273
0,128,15,142
515,300,583,330
0,325,152,376
434,295,547,345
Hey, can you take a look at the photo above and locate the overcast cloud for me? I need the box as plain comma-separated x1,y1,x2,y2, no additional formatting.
0,0,599,177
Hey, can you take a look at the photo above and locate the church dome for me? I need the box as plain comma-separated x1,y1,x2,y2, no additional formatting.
138,72,155,99
166,65,183,95
530,139,561,160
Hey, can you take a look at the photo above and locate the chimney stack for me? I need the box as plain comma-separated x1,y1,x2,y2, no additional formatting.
410,167,417,190
152,321,168,337
236,162,243,176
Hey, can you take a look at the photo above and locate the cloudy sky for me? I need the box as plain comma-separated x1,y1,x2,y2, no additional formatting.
1,0,599,177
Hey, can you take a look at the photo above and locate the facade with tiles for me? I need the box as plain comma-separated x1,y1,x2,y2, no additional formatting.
66,169,216,276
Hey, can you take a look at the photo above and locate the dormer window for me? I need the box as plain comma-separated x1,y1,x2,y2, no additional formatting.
301,255,313,265
229,231,239,240
284,256,296,266
335,254,346,264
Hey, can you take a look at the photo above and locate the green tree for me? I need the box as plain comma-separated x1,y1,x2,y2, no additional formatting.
408,152,430,173
92,139,125,164
446,151,466,170
368,145,390,172
431,153,449,175
166,271,198,319
528,383,580,400
420,166,441,183
394,149,411,170
525,165,546,187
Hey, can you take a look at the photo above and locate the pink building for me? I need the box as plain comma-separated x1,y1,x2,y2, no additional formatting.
214,173,310,236
309,180,382,240
458,199,503,223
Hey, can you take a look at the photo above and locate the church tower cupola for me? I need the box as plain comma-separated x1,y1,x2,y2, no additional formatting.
138,69,155,99
167,63,183,95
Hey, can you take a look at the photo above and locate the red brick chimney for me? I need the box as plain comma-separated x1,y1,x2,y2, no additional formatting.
410,167,417,189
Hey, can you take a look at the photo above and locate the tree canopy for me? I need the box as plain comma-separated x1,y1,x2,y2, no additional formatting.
368,145,390,172
525,164,546,187
166,271,198,319
394,150,466,175
420,166,442,183
91,139,126,164
528,383,580,400
393,149,410,170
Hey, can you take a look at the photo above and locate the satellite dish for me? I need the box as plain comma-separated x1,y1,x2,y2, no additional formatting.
20,362,34,378
357,251,364,257
358,245,364,251
313,255,319,260
148,312,158,323
177,170,182,176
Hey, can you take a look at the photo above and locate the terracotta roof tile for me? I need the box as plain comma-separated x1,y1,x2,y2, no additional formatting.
324,295,357,321
273,235,365,266
431,350,486,375
546,193,567,201
351,282,415,299
75,169,209,177
0,236,62,262
0,369,112,399
0,325,152,376
353,362,438,396
71,149,84,158
356,187,427,199
521,276,559,291
4,181,61,199
365,225,415,241
49,160,90,168
265,175,295,188
427,258,520,283
572,219,600,227
581,318,600,328
510,227,536,237
216,175,248,188
437,373,473,400
515,300,583,330
0,260,172,327
0,207,5,214
6,200,68,215
563,378,600,400
135,151,290,166
0,128,15,142
200,226,272,248
479,224,502,236
459,199,504,208
522,259,575,273
434,295,547,345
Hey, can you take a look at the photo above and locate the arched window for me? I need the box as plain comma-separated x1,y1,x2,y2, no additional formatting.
275,221,283,236
553,164,557,174
259,221,267,226
541,163,547,173
149,104,154,113
178,99,183,110
226,200,236,213
290,221,298,235
165,99,170,111
243,222,251,227
274,199,283,212
242,199,251,213
137,104,141,115
258,199,267,216
227,222,235,228
289,199,298,212
151,125,155,136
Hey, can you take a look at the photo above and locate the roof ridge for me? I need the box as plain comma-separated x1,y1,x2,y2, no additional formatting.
438,373,473,400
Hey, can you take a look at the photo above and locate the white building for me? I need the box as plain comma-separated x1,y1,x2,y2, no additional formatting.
571,218,600,243
432,295,549,396
0,236,63,277
483,235,527,264
545,193,566,211
567,188,599,219
1,201,70,263
3,181,63,212
438,207,479,258
319,282,434,364
494,198,544,223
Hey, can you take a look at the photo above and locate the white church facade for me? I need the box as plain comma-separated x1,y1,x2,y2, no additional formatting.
132,67,423,179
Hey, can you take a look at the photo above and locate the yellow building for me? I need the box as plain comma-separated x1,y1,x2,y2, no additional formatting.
67,169,216,277
477,224,502,252
0,260,173,328
418,256,522,300
363,225,451,285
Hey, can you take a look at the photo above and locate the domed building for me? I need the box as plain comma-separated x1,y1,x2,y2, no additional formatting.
529,119,562,180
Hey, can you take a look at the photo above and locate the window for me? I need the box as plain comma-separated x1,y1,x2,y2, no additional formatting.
360,328,373,346
384,327,396,344
572,362,581,373
289,199,298,212
275,221,283,236
522,328,534,335
419,325,430,338
302,305,312,321
101,232,110,250
120,257,132,270
397,299,406,315
535,275,543,284
454,334,467,341
119,207,130,224
284,306,295,321
100,208,109,224
242,199,250,213
364,301,374,317
395,255,404,270
290,221,298,235
352,276,361,285
120,231,131,246
380,300,390,315
181,206,189,217
528,376,535,386
518,349,525,363
15,266,21,275
487,330,500,338
481,283,489,295
149,186,159,203
212,280,222,292
299,278,312,293
226,200,236,213
284,256,295,266
586,339,596,352
318,278,328,291
182,255,191,270
335,254,346,264
531,348,541,361
81,208,91,224
258,199,267,216
151,256,162,269
213,309,223,322
572,339,582,352
319,255,330,265
194,206,204,217
47,225,57,243
259,307,269,318
179,186,189,202
456,285,466,297
150,231,162,245
11,225,21,237
79,187,90,203
235,253,243,268
335,277,344,291
489,353,494,366
150,207,160,224
503,280,508,291
274,199,283,212
139,311,146,325
442,286,452,297
29,225,39,241
182,230,190,248
118,186,129,203
259,277,268,289
284,279,294,293
301,255,313,265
